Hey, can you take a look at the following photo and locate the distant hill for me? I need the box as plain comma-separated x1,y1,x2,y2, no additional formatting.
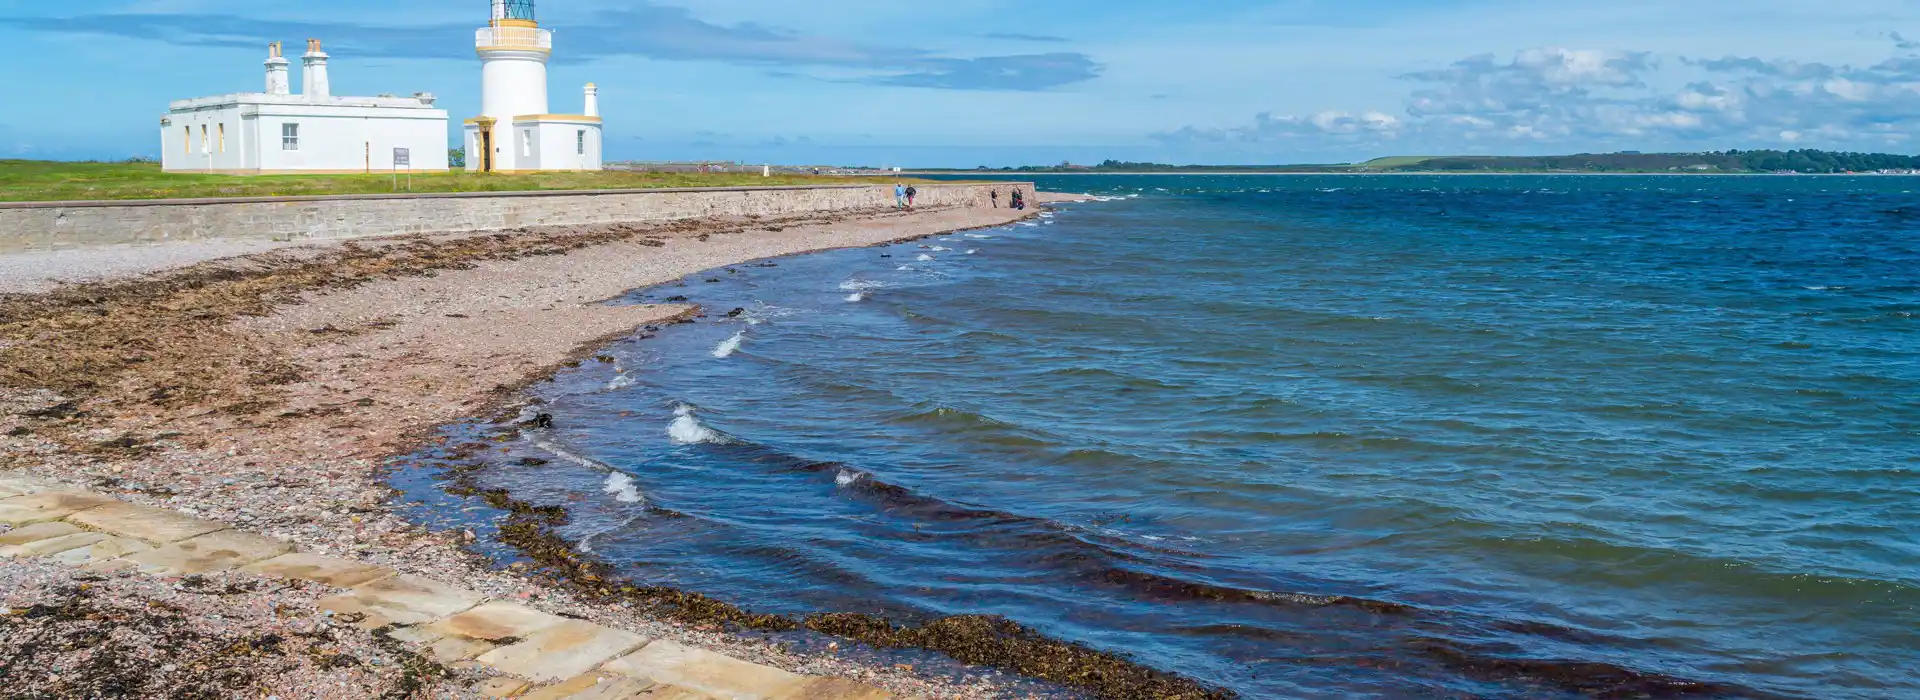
930,150,1920,175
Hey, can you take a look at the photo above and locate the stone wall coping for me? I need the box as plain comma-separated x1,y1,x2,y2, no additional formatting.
0,181,1011,211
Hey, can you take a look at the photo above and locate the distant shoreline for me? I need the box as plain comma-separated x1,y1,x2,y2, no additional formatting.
907,171,1914,177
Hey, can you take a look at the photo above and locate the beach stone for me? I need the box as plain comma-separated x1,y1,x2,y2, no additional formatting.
117,529,293,575
1,531,108,559
67,501,228,544
601,640,802,699
44,534,154,565
0,491,116,525
0,473,64,498
317,574,487,628
476,677,532,698
476,620,648,681
242,552,397,588
427,601,570,642
0,521,84,551
776,678,892,700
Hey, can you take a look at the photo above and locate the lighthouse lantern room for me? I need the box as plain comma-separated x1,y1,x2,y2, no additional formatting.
465,0,604,172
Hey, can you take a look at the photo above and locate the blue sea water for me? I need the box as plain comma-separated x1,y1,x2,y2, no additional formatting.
398,175,1918,698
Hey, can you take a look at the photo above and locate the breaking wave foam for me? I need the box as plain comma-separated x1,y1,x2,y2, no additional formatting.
668,404,726,444
602,471,645,503
712,331,746,358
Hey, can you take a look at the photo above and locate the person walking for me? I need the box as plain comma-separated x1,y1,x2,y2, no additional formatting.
990,189,1000,208
905,185,918,208
895,183,907,208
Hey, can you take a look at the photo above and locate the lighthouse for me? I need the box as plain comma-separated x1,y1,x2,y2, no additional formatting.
465,0,604,172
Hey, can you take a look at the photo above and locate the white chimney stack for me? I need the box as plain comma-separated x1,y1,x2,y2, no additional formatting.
583,83,599,117
301,38,330,100
265,42,291,95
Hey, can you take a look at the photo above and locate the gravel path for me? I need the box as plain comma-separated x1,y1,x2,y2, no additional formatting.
0,239,320,294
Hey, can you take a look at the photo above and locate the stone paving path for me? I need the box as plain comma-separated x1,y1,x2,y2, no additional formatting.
0,473,892,700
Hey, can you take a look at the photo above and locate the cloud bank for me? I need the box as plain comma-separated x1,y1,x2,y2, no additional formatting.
1158,41,1920,153
1,3,1101,91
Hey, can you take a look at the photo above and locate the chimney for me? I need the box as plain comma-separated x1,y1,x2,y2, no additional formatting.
265,42,291,95
301,38,330,100
583,83,599,117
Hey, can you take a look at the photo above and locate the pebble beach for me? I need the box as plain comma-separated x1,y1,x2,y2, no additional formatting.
0,197,1082,699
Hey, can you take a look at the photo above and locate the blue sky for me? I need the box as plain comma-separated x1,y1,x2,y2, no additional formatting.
2,0,1917,166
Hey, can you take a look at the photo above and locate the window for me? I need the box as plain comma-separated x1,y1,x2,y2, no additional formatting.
218,123,226,153
576,130,585,155
521,129,533,157
281,123,299,151
182,126,190,154
200,125,209,154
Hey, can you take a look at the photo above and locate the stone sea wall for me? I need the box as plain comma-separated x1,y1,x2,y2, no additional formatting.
0,183,1028,252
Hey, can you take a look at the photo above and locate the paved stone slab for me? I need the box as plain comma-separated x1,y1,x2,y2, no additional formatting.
242,552,397,588
0,473,65,498
0,491,116,525
522,673,665,700
477,620,648,682
638,684,720,698
117,529,293,575
2,532,108,559
427,601,570,642
317,574,487,628
67,501,228,544
0,521,84,550
44,535,154,565
426,635,500,664
602,640,802,699
477,677,533,698
776,678,892,700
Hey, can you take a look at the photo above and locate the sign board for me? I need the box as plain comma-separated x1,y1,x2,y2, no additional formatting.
393,147,411,167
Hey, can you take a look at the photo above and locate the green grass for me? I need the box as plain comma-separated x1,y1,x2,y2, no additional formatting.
0,160,906,203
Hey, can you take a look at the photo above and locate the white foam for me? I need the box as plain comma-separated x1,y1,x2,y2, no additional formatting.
835,468,866,486
606,373,634,390
1018,222,1040,227
838,278,884,291
712,331,746,358
964,234,992,239
668,404,725,444
916,254,935,261
966,249,978,255
930,246,950,252
602,472,645,503
896,265,913,271
845,291,867,302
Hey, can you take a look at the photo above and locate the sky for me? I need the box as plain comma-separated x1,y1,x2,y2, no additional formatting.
2,0,1918,167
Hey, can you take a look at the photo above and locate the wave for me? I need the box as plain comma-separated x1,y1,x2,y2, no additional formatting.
838,278,885,291
606,372,634,390
602,471,645,504
845,292,867,302
668,404,727,445
966,249,979,255
712,331,746,359
917,254,935,262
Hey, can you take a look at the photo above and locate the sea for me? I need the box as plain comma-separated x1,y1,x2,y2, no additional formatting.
394,174,1918,699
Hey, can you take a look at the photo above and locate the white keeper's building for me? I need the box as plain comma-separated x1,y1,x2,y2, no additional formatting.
464,0,604,172
160,40,450,174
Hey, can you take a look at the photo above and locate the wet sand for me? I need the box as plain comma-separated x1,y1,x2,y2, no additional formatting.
0,198,1076,698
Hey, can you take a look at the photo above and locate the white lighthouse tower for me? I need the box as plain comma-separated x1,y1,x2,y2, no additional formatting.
464,0,603,172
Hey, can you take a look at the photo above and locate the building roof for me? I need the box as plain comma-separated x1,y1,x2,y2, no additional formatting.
169,92,441,111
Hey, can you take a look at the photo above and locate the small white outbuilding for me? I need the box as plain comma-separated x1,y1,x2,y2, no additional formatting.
160,40,450,174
